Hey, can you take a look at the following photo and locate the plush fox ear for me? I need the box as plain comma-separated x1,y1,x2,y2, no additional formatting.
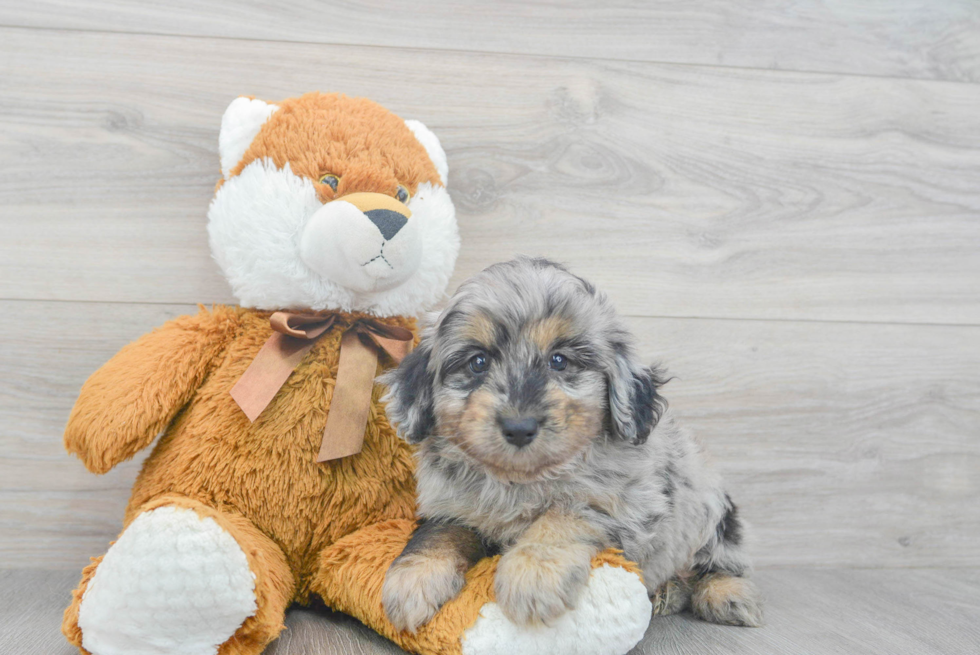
404,119,449,186
219,97,279,179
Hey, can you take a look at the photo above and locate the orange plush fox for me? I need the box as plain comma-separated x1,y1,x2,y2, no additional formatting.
61,93,650,655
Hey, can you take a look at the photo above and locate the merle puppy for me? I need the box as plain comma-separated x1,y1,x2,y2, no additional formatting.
380,257,762,632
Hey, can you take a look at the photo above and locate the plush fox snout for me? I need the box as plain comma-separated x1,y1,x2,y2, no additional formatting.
300,191,422,295
342,192,412,239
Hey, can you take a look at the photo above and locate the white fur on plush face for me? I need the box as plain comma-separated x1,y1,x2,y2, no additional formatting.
299,198,422,294
219,97,279,179
208,160,458,316
404,119,448,185
210,97,459,317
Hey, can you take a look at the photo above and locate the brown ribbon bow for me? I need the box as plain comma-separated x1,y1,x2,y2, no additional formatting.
230,311,414,462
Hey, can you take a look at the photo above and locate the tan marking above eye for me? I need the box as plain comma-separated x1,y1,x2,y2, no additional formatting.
527,316,575,352
460,313,498,348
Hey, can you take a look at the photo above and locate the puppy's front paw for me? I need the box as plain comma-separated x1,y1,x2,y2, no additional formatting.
382,553,466,633
494,543,592,626
692,574,764,627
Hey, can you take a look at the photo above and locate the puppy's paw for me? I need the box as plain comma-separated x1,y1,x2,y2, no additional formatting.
692,574,764,627
494,542,592,626
382,553,466,633
650,575,695,616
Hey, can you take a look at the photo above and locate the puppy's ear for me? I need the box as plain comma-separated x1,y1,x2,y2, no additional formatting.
380,340,436,443
607,341,667,445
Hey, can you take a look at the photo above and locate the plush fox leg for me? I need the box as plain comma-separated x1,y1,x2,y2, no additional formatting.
63,495,294,655
312,519,652,655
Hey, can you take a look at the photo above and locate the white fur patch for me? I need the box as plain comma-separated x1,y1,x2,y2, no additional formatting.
405,119,449,185
219,97,279,179
208,159,459,316
461,565,651,655
77,506,257,655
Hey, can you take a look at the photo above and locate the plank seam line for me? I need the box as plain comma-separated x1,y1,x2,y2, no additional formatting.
0,23,978,88
0,297,978,330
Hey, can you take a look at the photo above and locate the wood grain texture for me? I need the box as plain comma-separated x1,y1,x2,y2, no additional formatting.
2,300,977,569
0,1,979,82
635,568,980,655
0,301,188,568
1,28,979,325
626,315,980,570
3,569,979,655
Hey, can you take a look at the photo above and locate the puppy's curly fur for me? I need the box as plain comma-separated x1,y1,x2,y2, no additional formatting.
381,257,763,632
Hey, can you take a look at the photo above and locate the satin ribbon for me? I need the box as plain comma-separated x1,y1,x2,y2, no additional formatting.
230,311,413,462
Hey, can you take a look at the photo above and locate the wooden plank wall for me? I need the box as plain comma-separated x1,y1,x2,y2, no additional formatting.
0,2,978,571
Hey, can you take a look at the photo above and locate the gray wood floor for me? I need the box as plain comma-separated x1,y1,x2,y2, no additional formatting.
1,1,979,653
3,569,980,655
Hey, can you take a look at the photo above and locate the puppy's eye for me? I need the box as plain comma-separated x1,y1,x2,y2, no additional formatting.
319,174,340,191
469,353,490,374
396,185,410,203
549,353,568,371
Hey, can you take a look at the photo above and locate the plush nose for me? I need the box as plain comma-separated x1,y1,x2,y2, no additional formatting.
365,209,407,240
501,417,539,448
339,192,411,240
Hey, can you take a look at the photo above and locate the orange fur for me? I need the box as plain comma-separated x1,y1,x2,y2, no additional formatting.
62,554,100,654
60,92,449,654
70,307,417,590
62,308,418,650
228,93,442,201
64,307,240,475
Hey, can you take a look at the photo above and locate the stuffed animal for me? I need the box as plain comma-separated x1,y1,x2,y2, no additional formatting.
60,92,653,655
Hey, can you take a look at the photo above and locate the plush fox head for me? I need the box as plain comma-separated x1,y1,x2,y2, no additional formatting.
208,92,459,317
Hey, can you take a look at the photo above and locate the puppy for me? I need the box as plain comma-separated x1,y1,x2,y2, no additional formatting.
380,257,763,632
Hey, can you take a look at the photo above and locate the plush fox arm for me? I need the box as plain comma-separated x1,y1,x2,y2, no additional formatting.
64,307,239,474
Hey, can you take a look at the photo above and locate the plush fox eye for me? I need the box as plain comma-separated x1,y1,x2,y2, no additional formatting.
469,353,490,374
319,174,339,191
549,353,568,371
396,185,410,203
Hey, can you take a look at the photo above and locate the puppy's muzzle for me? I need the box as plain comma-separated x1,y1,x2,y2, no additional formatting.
500,417,538,448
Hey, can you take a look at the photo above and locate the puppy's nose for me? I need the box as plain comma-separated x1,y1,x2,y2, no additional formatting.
338,191,411,240
501,417,538,448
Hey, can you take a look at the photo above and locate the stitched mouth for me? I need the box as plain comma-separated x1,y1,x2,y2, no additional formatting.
361,253,394,269
361,242,394,270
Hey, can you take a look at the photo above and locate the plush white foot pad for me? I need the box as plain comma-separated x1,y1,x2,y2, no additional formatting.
78,506,257,655
462,564,651,655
